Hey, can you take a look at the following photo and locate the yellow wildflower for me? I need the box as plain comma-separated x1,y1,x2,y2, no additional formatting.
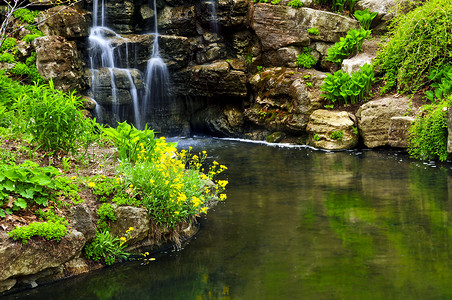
219,194,227,200
88,182,96,188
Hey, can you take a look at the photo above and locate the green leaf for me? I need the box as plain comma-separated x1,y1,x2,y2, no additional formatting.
14,198,27,209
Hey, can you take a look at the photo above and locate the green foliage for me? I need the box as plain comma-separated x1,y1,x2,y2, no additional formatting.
8,221,68,244
0,161,62,217
376,0,452,94
102,121,158,163
256,65,264,73
0,53,15,63
36,208,68,225
25,52,37,66
354,9,378,30
321,63,374,105
23,33,44,43
13,8,39,24
327,28,370,65
271,0,281,4
287,0,303,8
330,130,343,141
408,97,451,161
16,80,93,155
84,230,129,266
425,65,452,102
10,62,43,83
307,27,319,35
315,0,358,13
0,37,17,52
314,134,321,141
96,203,116,232
296,47,317,69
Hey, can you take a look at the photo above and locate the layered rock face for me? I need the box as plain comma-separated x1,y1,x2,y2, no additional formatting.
34,0,434,151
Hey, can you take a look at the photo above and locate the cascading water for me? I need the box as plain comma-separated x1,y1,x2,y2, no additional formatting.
140,0,171,129
88,0,169,129
209,0,219,33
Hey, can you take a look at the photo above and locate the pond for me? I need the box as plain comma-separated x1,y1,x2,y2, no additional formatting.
6,138,452,299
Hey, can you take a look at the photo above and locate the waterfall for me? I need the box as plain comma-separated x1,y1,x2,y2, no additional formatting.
88,0,170,129
141,0,171,129
209,0,219,34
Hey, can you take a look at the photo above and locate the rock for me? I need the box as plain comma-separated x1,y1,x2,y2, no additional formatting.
173,60,247,97
262,47,301,68
355,0,402,30
38,6,90,39
110,206,150,246
388,116,415,148
0,230,85,283
81,96,97,111
246,68,324,134
104,0,136,33
306,109,358,150
63,258,92,277
0,279,16,293
88,68,144,106
357,96,412,148
140,5,154,21
191,105,244,137
215,0,249,29
68,204,97,242
33,36,86,92
158,6,197,36
250,4,359,51
266,131,286,143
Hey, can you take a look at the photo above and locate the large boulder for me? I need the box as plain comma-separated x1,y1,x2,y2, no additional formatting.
0,230,85,290
306,109,358,150
250,4,359,51
33,36,86,92
357,96,413,148
38,6,90,39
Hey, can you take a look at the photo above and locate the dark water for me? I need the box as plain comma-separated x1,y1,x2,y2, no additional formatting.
6,138,452,300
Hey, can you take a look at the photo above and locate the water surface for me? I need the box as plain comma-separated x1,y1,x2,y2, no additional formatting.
7,138,452,299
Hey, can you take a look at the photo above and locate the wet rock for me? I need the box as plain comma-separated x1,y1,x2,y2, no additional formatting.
355,0,402,31
81,95,97,111
262,47,301,68
357,96,413,148
192,105,244,137
250,4,359,51
104,0,136,33
38,6,90,39
87,67,144,106
33,36,86,92
266,131,286,143
306,109,358,150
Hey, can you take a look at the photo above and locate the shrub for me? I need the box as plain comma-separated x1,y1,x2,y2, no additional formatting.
16,80,92,155
23,33,44,43
408,97,452,161
321,63,374,105
0,37,17,52
424,65,452,102
10,62,43,83
96,203,116,231
330,131,343,141
296,47,317,68
13,8,39,24
376,0,452,94
327,28,370,65
84,230,129,265
8,221,68,244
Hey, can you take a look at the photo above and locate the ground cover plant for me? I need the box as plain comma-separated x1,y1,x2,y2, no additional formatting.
376,0,452,94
